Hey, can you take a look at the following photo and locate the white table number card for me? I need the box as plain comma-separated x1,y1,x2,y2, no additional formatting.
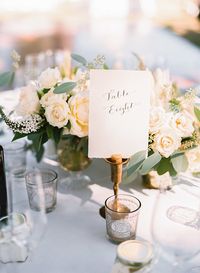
89,70,154,158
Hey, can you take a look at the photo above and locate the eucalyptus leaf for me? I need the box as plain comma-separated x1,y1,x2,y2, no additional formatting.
156,157,177,176
171,150,185,158
53,82,77,94
122,170,138,185
171,154,188,173
0,71,14,87
71,53,87,66
126,150,146,176
140,152,162,175
127,159,145,176
194,106,200,122
128,151,146,168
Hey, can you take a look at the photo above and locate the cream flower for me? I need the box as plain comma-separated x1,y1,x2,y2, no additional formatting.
68,92,89,137
153,68,173,107
38,67,61,89
15,83,40,116
149,107,165,134
40,88,68,108
154,127,181,158
186,147,200,172
170,112,194,137
45,99,70,128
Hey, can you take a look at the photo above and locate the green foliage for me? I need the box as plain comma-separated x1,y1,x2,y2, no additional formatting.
194,106,200,122
27,129,48,162
71,53,87,66
156,157,177,176
169,98,180,112
12,132,27,141
140,152,162,175
171,154,188,173
126,151,146,176
0,71,14,87
53,82,77,94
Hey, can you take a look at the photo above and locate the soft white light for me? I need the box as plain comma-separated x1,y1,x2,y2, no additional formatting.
0,0,65,12
90,0,129,18
140,0,157,17
185,1,199,17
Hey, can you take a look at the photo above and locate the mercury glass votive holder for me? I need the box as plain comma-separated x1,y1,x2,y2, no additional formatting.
105,194,141,243
25,169,57,213
4,140,27,179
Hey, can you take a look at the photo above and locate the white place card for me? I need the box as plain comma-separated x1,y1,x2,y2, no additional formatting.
89,70,154,158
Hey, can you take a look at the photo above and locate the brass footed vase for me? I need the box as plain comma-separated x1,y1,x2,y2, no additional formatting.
57,136,91,190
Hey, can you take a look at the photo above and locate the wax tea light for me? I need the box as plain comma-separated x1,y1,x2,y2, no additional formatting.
105,194,141,243
111,240,154,273
0,213,30,263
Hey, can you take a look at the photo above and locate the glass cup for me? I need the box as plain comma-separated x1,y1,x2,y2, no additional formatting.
3,140,27,179
25,169,58,213
105,194,141,243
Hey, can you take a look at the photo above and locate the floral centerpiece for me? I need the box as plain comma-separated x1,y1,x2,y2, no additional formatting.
0,52,200,183
0,53,108,170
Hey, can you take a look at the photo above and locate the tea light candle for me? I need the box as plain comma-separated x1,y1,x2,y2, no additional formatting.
0,213,30,263
111,240,154,273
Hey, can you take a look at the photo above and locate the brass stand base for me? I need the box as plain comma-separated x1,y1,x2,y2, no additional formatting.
99,206,106,219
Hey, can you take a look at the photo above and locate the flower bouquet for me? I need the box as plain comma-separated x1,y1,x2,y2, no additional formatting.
126,68,200,187
0,54,108,169
0,52,200,187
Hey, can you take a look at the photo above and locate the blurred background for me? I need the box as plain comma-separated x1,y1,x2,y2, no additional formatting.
0,0,200,88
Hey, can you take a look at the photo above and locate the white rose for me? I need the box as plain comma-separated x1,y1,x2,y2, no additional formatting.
154,127,181,158
149,107,165,134
15,83,40,116
38,67,61,89
170,112,194,137
45,98,70,128
40,88,68,108
68,92,89,137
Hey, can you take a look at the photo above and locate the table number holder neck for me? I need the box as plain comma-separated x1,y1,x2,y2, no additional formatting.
99,154,129,219
105,154,129,196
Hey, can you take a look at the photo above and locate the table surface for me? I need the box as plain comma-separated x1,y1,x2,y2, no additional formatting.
0,25,200,273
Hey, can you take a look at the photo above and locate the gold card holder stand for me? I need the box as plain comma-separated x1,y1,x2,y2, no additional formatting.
99,154,129,219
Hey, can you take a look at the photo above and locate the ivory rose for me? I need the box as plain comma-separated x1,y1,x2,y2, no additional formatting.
16,83,40,116
38,67,61,89
45,98,70,128
154,127,181,158
170,112,194,137
149,107,165,134
40,88,68,108
68,92,89,137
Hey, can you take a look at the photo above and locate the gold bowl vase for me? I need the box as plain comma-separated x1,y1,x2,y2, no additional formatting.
142,171,173,190
57,137,91,190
